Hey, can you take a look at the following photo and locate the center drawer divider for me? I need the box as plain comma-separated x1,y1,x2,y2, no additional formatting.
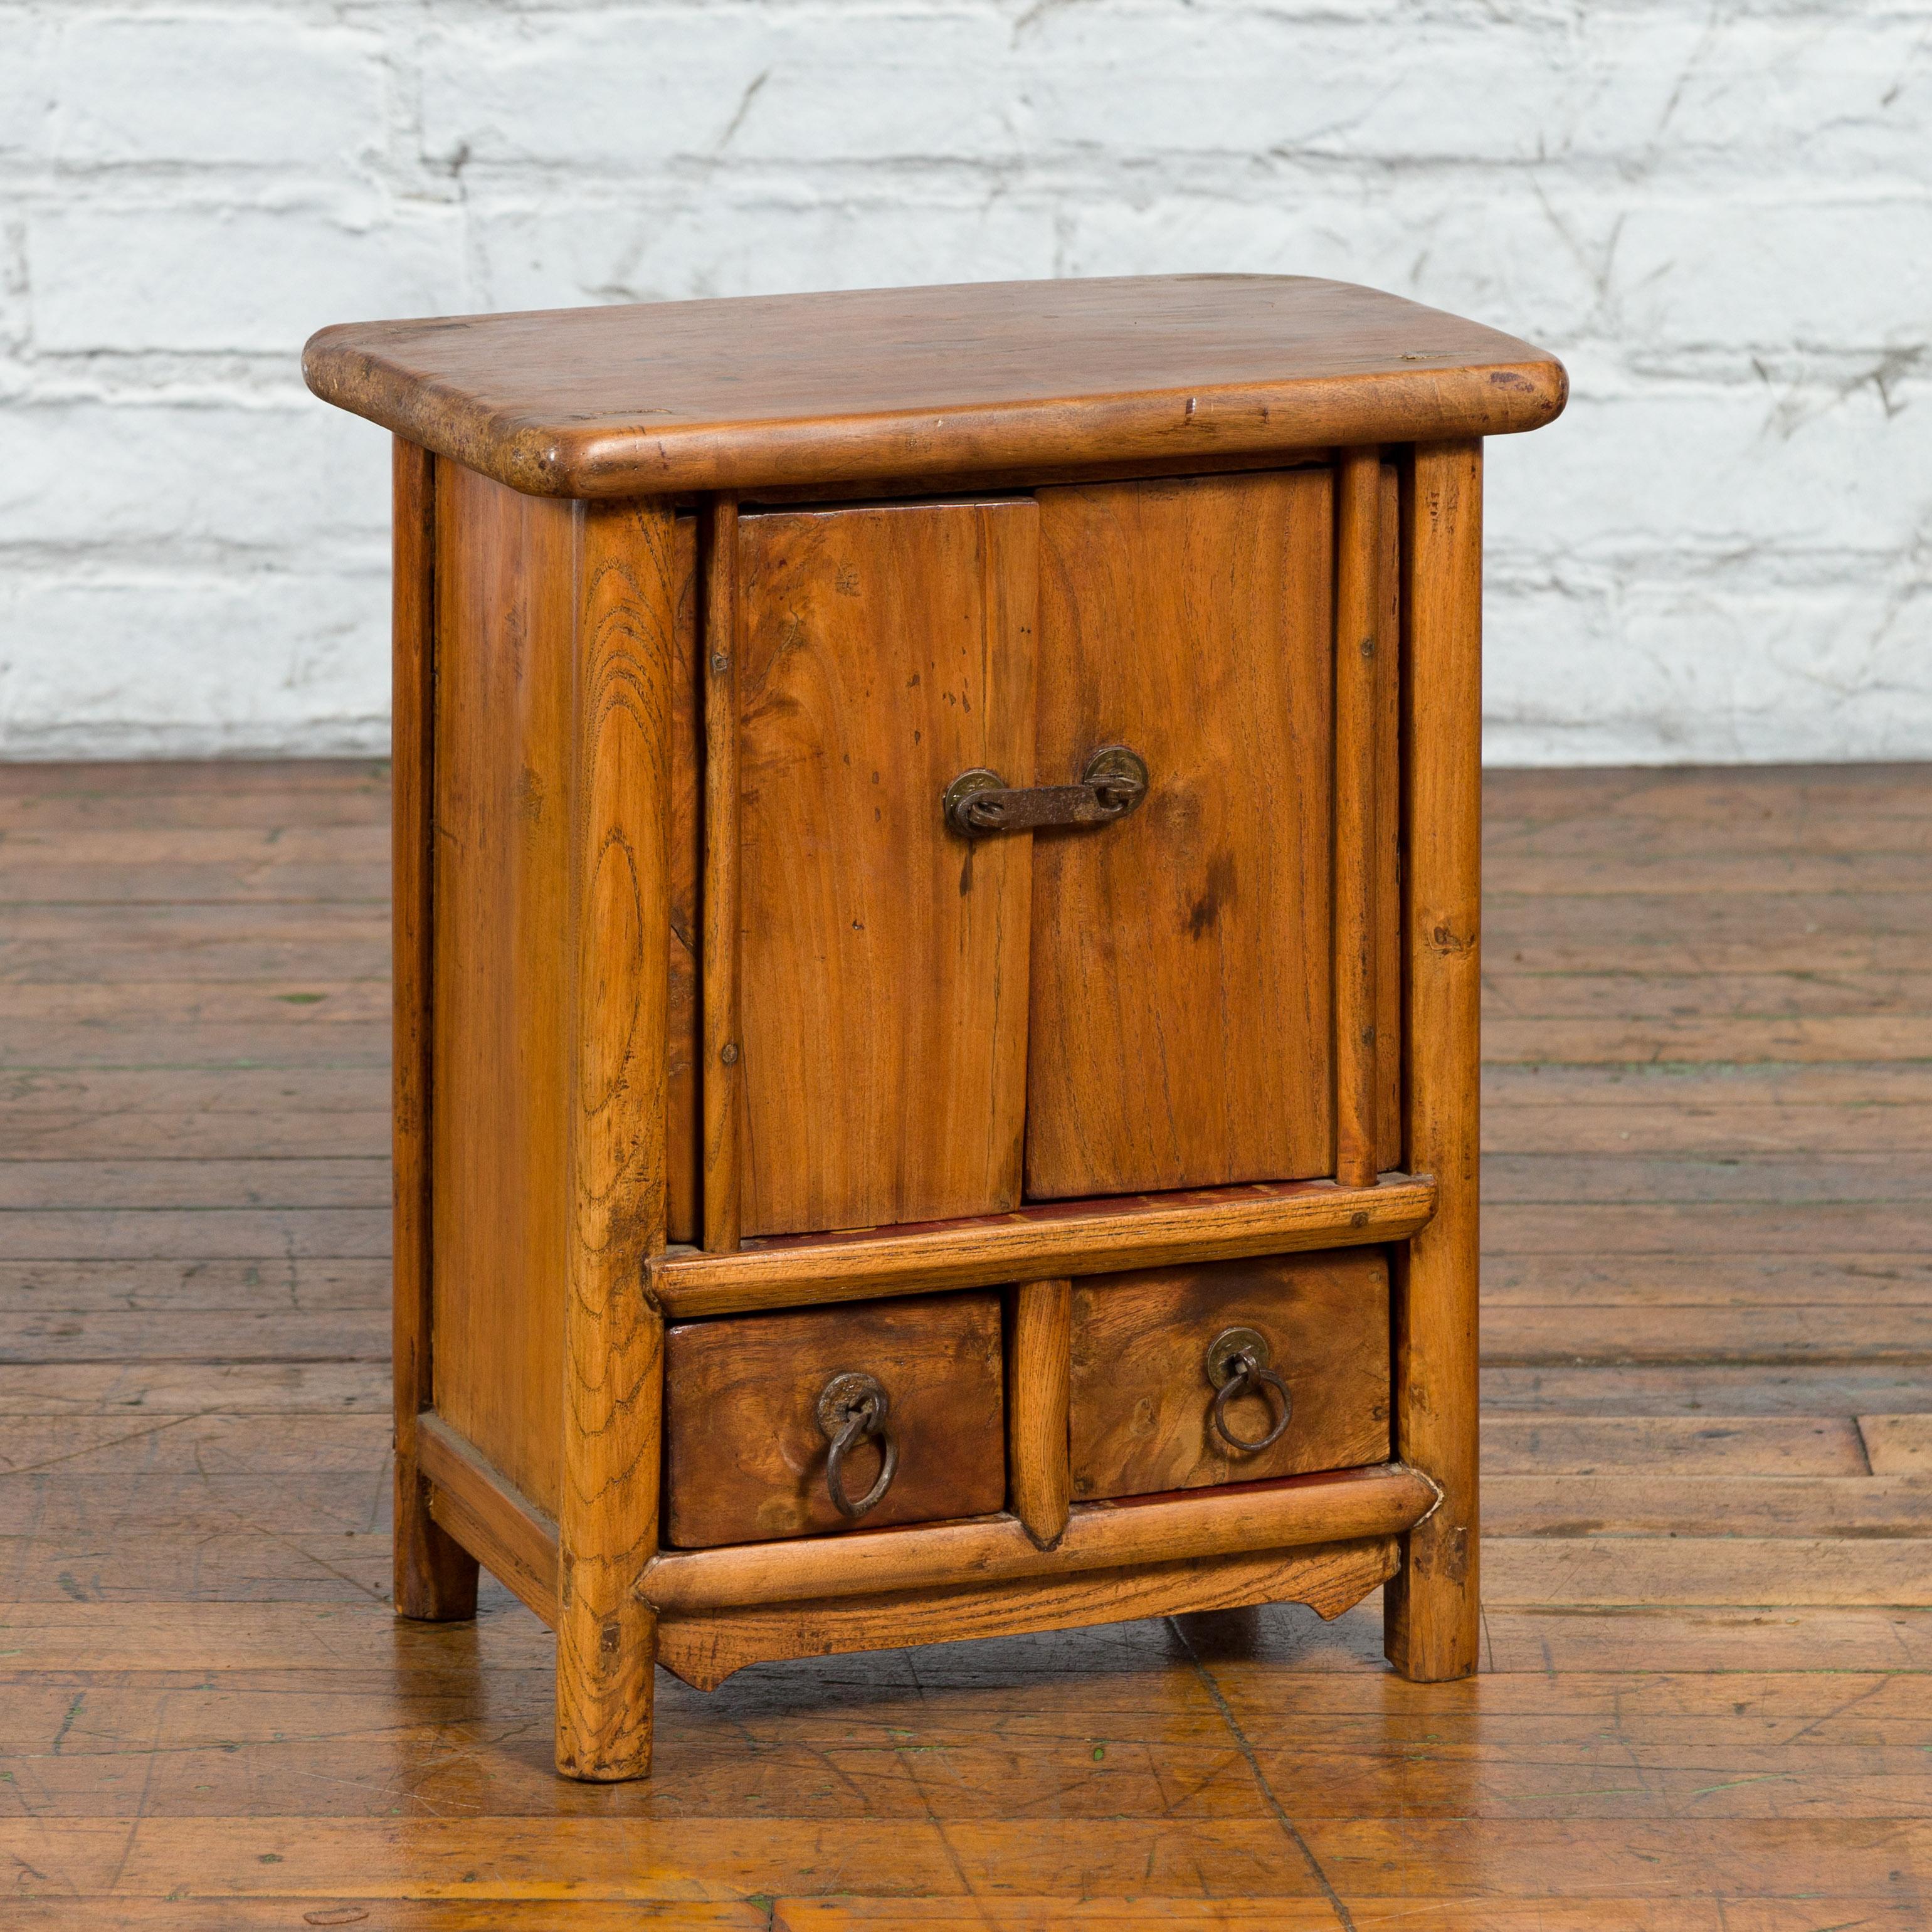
648,1171,1434,1318
640,1462,1438,1612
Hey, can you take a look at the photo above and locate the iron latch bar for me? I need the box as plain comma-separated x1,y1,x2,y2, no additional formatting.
943,745,1149,839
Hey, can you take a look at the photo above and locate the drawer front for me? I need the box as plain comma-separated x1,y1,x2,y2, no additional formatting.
1069,1250,1390,1501
1025,471,1336,1200
663,1291,1006,1548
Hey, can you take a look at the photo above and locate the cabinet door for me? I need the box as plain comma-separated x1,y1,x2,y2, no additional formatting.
737,499,1037,1237
1025,472,1335,1200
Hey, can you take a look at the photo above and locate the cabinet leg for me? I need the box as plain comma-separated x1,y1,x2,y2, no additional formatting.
393,1460,478,1622
553,498,677,1783
1385,1235,1479,1680
556,1588,657,1781
1386,1513,1476,1681
1385,438,1482,1685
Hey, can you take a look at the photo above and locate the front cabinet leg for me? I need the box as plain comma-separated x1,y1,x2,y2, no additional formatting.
555,499,680,1780
556,1557,659,1780
1385,439,1483,1684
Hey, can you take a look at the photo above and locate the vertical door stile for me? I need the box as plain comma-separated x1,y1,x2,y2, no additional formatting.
1375,463,1405,1173
1333,448,1383,1188
701,497,744,1253
666,515,702,1247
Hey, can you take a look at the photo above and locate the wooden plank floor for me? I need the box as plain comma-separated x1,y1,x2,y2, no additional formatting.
2,757,1928,1929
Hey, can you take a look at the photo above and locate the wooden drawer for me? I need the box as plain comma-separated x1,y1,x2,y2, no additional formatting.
1068,1250,1390,1502
662,1291,1006,1548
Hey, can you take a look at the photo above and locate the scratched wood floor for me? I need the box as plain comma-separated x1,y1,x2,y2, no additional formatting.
1,758,1928,1930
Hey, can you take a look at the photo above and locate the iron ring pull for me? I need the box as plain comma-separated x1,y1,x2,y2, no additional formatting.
1205,1326,1293,1454
816,1371,899,1519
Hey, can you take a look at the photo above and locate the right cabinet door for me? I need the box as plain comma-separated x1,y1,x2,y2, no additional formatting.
1025,470,1335,1201
1067,1248,1391,1502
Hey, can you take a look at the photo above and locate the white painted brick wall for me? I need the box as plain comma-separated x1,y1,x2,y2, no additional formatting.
3,0,1927,764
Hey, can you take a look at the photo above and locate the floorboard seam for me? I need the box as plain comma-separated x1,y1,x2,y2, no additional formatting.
1167,1614,1358,1931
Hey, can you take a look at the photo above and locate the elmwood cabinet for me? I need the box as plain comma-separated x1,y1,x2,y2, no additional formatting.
304,273,1566,1780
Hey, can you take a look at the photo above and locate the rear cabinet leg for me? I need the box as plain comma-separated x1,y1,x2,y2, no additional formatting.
391,436,478,1625
394,1463,479,1622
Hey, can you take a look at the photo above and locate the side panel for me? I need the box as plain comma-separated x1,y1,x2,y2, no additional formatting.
1026,470,1336,1200
736,499,1038,1237
428,475,696,1510
430,460,576,1514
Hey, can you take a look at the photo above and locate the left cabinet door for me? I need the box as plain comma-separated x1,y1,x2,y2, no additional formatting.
736,498,1038,1237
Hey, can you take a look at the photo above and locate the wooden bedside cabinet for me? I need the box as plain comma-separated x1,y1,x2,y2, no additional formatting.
303,274,1566,1782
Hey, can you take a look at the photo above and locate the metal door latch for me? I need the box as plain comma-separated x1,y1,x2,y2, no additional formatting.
943,745,1149,838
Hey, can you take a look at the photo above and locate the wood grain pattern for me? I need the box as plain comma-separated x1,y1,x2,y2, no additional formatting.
1384,439,1484,1684
554,499,678,1782
644,1462,1434,1611
1069,1250,1392,1500
650,1173,1435,1317
699,495,742,1252
656,1537,1400,1691
389,438,478,1623
1333,446,1383,1187
302,275,1566,498
662,1292,1006,1548
736,499,1037,1237
1026,470,1334,1199
428,458,576,1516
1006,1279,1072,1548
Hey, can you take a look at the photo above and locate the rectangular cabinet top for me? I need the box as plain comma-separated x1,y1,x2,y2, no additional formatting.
304,274,1565,499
